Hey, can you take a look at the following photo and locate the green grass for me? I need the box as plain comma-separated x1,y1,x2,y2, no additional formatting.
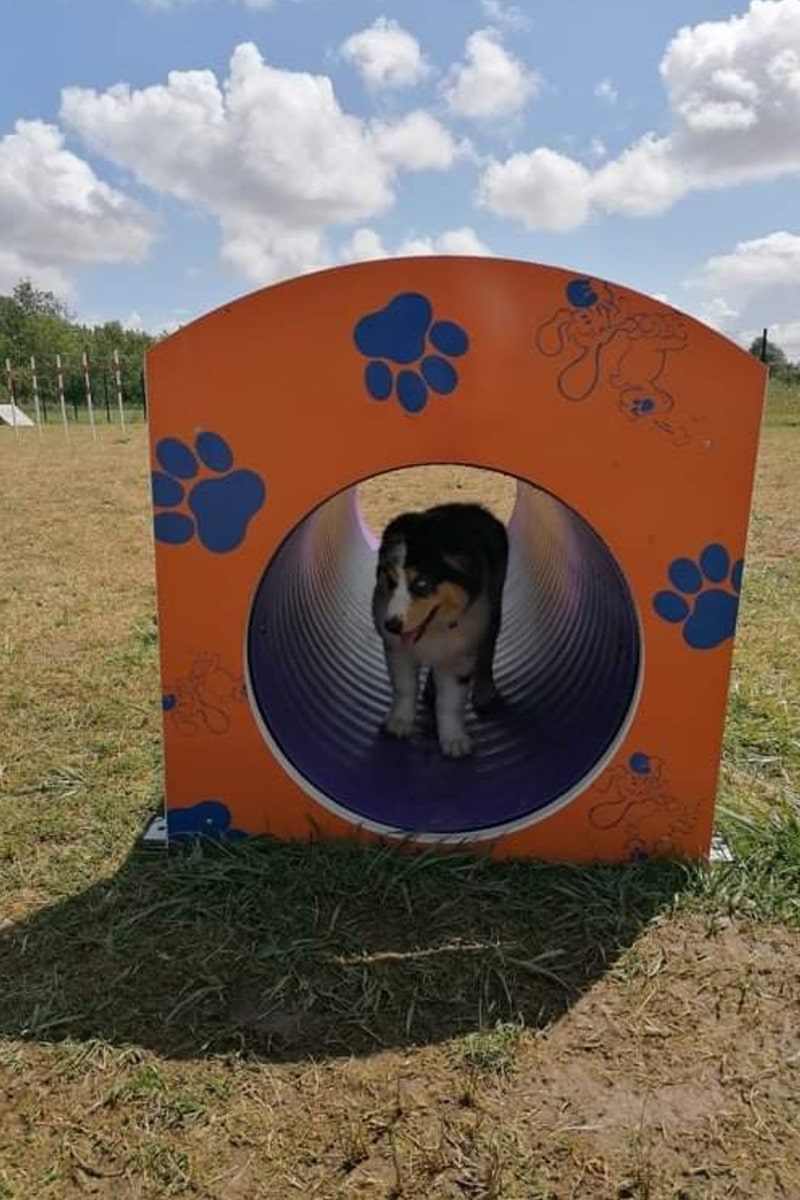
0,392,798,1198
763,375,800,426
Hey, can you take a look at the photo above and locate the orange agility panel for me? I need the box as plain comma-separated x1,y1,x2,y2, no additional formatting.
146,258,766,863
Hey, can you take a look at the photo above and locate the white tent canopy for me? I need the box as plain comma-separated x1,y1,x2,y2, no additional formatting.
0,403,34,428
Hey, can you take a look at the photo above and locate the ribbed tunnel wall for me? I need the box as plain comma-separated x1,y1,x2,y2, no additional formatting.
246,478,642,837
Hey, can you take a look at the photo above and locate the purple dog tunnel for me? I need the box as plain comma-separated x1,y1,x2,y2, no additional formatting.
246,477,642,837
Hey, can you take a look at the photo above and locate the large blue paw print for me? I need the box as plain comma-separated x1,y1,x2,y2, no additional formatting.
353,292,469,413
152,432,265,554
653,544,744,650
167,800,248,843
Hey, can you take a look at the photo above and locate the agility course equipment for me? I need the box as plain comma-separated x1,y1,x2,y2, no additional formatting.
146,258,766,862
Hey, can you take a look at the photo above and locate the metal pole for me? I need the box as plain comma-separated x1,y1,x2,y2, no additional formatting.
55,354,69,439
5,358,18,438
30,356,43,436
113,348,126,432
82,351,97,441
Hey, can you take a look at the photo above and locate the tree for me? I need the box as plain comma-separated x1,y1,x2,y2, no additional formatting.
12,279,71,321
749,334,788,368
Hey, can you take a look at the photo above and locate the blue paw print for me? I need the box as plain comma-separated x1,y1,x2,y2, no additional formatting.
152,432,265,554
353,292,469,413
167,800,247,843
653,544,744,650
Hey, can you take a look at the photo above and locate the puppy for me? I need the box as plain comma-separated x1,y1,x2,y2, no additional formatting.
372,503,508,758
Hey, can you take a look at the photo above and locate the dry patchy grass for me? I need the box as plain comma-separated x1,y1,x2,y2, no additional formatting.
0,390,798,1199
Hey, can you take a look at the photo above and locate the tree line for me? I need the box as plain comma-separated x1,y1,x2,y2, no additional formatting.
1,278,796,420
0,280,155,417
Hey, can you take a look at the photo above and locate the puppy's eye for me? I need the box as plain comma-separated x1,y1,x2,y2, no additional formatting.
410,577,433,597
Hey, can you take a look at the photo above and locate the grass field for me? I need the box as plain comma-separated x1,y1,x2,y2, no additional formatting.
0,388,798,1198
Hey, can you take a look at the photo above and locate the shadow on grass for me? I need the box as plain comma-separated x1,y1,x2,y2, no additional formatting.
0,838,690,1062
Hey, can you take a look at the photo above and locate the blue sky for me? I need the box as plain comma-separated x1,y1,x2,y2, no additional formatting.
2,0,800,353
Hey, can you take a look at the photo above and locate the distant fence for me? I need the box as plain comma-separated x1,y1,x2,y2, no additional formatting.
1,352,147,436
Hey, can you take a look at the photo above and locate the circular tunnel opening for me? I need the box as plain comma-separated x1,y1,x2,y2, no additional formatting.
246,468,642,838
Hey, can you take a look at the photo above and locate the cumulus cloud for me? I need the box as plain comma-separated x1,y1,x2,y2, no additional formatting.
686,230,800,351
0,119,155,296
443,28,540,121
60,43,462,284
340,18,429,89
479,147,591,231
691,230,800,293
370,110,469,171
481,0,800,229
342,225,492,261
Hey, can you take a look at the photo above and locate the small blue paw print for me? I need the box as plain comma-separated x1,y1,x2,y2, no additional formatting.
353,292,469,413
653,544,744,650
152,432,265,554
167,800,247,843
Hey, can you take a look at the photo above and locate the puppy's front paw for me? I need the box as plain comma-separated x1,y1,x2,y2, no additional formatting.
384,713,415,739
439,731,473,758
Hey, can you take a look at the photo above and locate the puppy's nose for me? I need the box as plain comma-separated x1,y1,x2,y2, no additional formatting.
384,616,403,636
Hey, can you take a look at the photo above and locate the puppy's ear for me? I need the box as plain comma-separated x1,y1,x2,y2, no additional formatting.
443,553,472,575
378,533,401,565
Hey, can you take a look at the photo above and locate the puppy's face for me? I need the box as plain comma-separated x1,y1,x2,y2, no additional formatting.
374,529,473,648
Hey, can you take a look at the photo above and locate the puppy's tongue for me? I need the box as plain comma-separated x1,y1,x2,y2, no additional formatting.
401,631,416,649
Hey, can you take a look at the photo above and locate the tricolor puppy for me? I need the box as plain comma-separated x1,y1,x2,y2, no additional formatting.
372,503,508,758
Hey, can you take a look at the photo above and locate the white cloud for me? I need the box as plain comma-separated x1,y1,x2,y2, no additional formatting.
371,110,468,171
686,230,800,352
343,227,387,261
342,225,492,261
590,136,607,159
340,18,429,90
0,120,155,296
60,43,462,285
481,0,800,229
594,78,618,104
0,250,71,298
691,230,800,293
443,28,540,121
479,0,531,32
398,227,493,256
591,134,689,217
478,147,591,231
